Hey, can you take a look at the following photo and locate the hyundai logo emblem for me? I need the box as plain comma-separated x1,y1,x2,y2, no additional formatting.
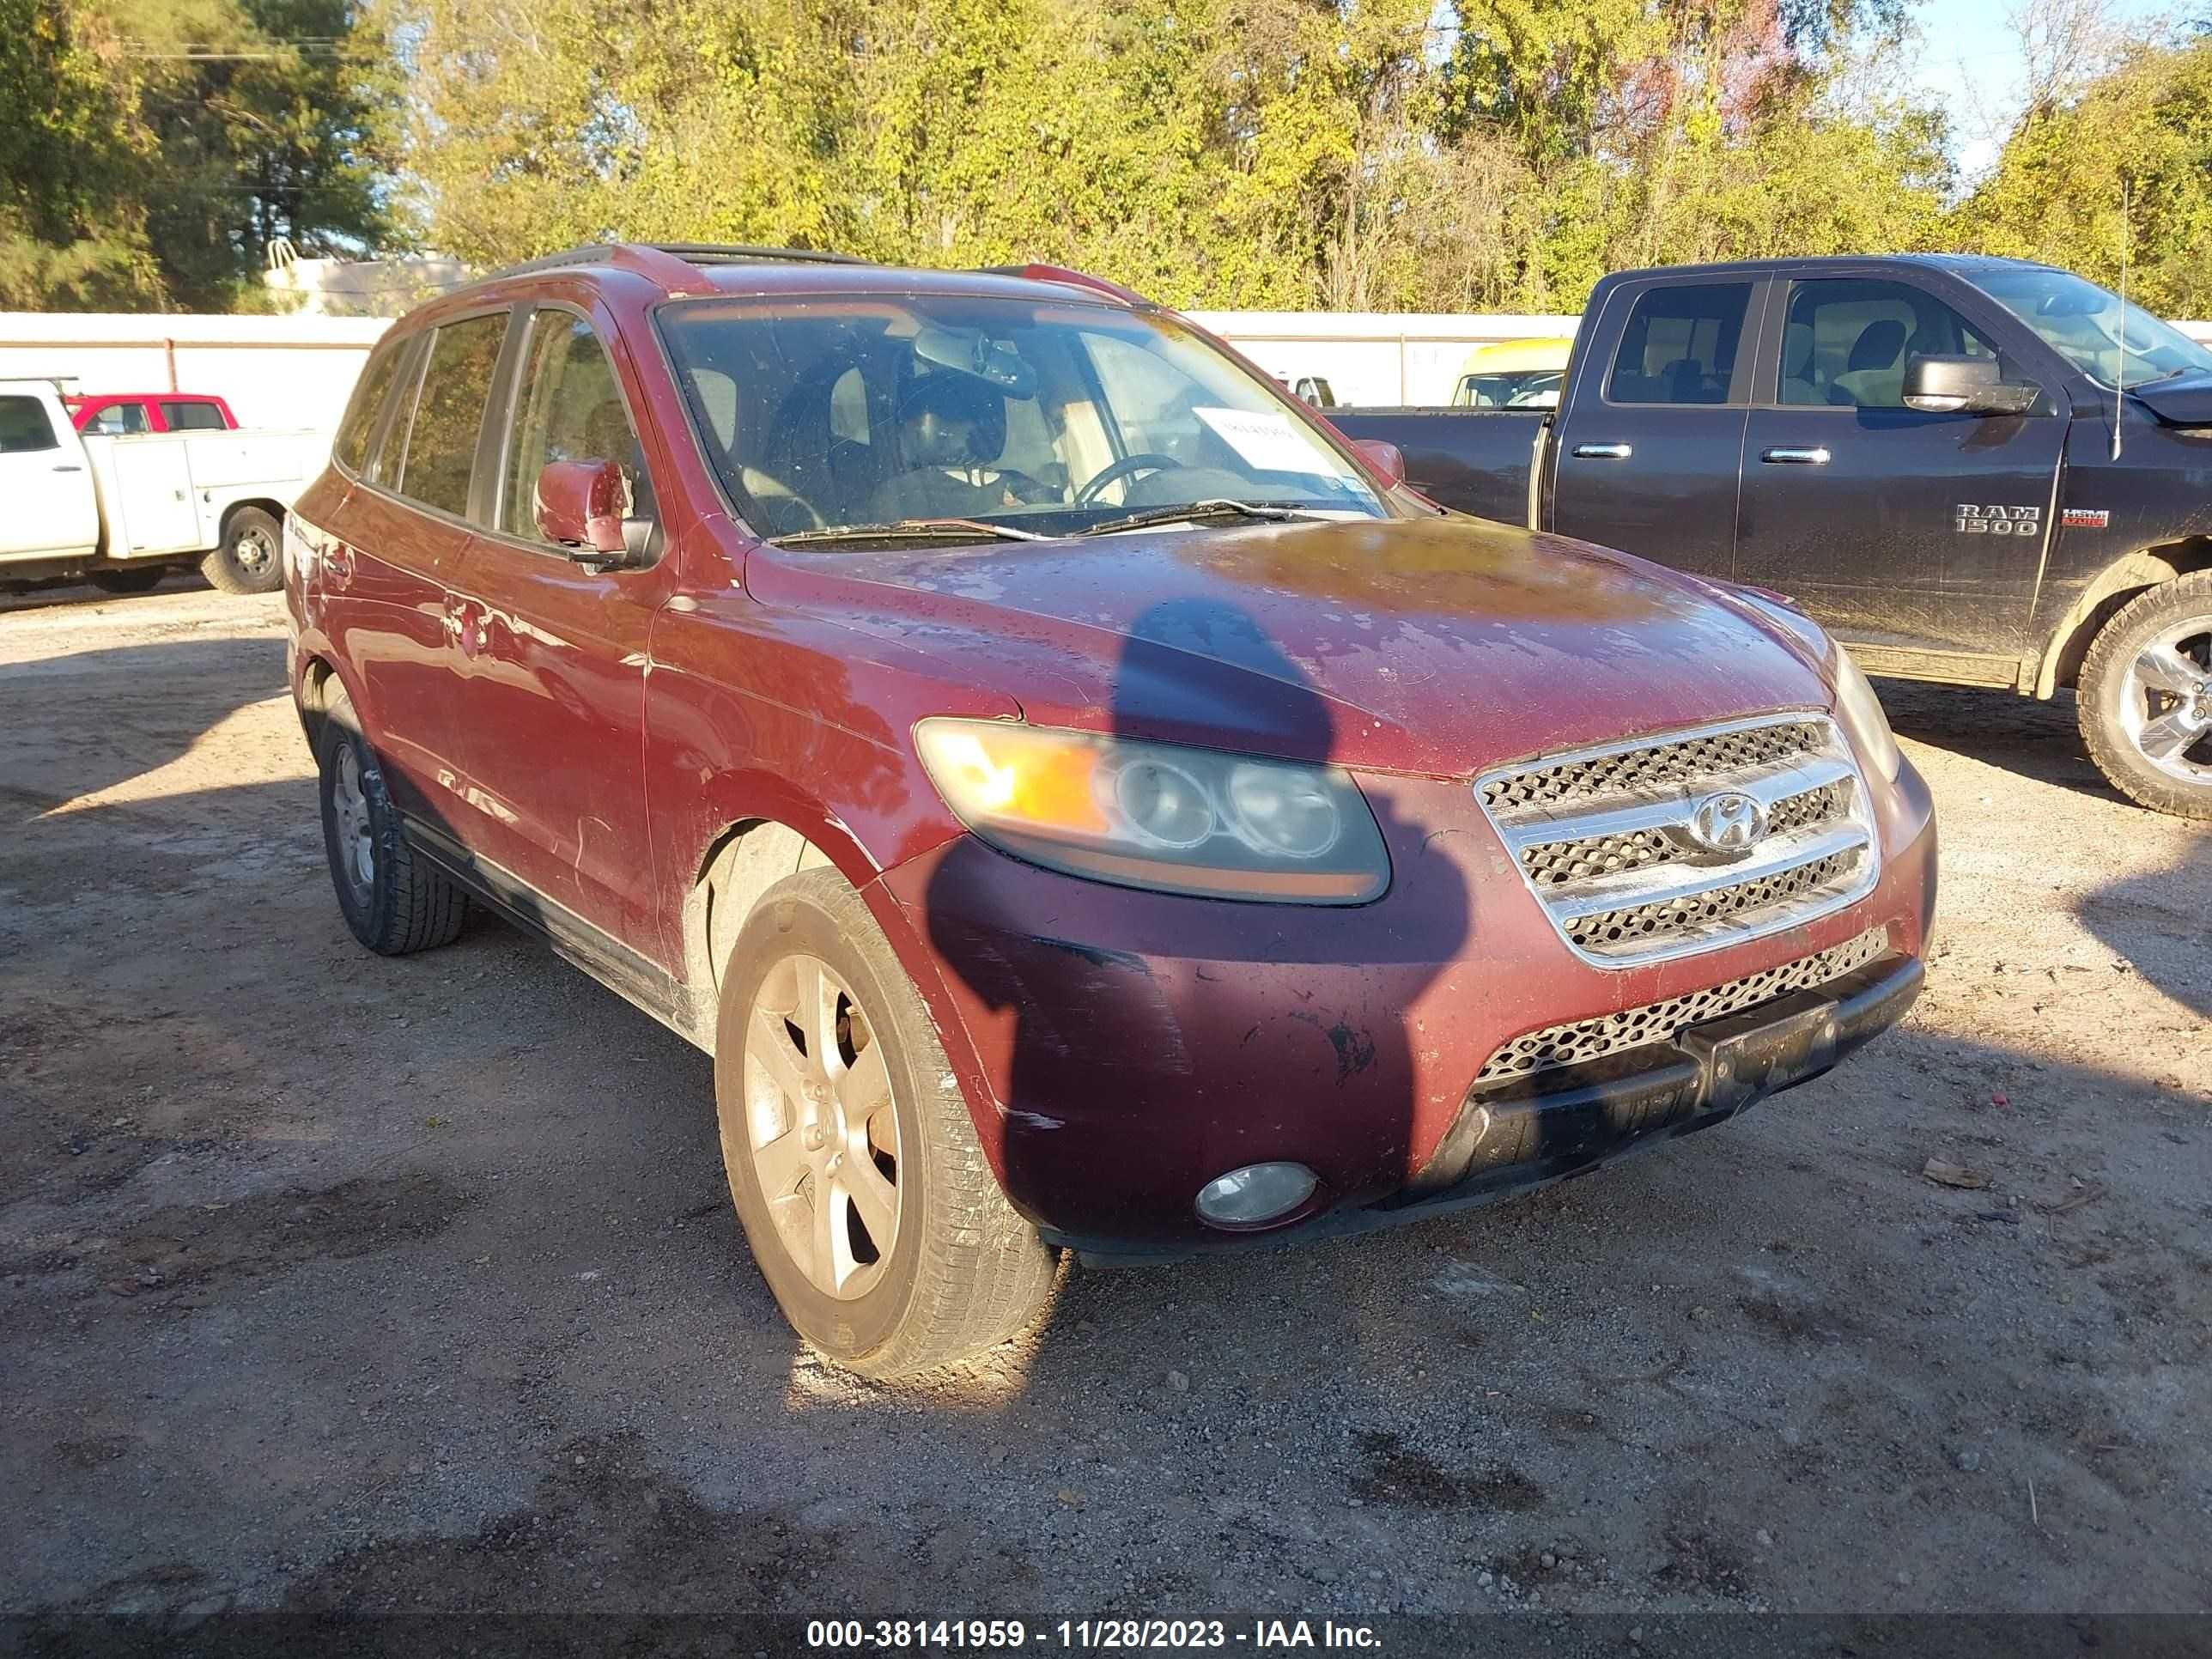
1685,790,1769,855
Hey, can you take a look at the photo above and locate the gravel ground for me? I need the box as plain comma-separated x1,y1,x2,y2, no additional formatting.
1,582,2206,1643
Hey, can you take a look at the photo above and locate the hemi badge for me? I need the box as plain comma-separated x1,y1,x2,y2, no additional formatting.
2061,507,2111,528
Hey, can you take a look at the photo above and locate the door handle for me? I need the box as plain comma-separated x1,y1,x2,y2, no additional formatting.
1760,447,1832,465
1571,443,1633,460
52,464,83,473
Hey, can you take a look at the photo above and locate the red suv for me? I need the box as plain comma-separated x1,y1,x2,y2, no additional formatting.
285,243,1936,1376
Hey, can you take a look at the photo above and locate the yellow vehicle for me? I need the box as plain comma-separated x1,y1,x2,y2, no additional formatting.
1449,337,1573,408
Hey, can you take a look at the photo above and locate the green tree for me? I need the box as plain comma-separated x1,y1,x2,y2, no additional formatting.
0,0,394,309
0,0,160,307
1964,35,2212,319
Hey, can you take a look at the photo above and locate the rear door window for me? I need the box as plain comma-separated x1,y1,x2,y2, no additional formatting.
394,313,508,518
499,310,653,544
161,399,227,431
1606,284,1752,405
0,395,59,452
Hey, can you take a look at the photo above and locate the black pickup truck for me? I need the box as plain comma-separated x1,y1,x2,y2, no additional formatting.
1330,255,2212,818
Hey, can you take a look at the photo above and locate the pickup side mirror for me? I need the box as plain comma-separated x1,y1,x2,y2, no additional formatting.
535,459,633,566
1903,356,2040,416
1352,438,1406,489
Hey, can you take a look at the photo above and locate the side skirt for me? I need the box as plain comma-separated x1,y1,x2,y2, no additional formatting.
1838,641,2024,690
401,815,713,1054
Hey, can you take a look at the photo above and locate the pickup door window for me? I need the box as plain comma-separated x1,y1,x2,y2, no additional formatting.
0,392,99,559
84,402,151,436
1735,276,2063,661
1550,280,1757,584
161,400,227,432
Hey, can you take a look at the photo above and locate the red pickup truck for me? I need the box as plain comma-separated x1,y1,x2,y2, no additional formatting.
64,392,238,435
285,243,1936,1376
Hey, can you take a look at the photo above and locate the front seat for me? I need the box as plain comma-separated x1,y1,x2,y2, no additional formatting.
1828,319,1908,408
863,374,1014,524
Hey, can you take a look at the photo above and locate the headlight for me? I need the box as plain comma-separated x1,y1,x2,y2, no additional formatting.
1833,644,1905,783
915,719,1390,903
1736,592,1903,783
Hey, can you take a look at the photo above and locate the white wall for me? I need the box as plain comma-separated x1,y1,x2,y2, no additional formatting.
5,307,2209,430
1189,312,1581,407
0,313,389,433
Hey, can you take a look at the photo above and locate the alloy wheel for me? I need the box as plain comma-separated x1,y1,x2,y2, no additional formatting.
2117,615,2212,787
331,742,376,901
742,952,902,1300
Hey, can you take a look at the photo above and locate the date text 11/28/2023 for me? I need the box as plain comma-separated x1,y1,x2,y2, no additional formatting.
805,1620,1383,1650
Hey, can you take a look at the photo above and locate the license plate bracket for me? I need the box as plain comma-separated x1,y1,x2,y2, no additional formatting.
1676,989,1841,1114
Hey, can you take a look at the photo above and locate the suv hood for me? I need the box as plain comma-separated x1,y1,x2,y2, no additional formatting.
744,515,1832,778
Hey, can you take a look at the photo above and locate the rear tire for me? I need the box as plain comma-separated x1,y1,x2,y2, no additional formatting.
88,567,165,595
2076,572,2212,820
317,689,469,954
714,867,1055,1377
201,506,284,595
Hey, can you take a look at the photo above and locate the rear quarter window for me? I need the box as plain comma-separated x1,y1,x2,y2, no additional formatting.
334,338,413,476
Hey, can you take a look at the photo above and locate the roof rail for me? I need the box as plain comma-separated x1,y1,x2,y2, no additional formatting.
983,264,1152,307
480,241,871,295
648,242,871,267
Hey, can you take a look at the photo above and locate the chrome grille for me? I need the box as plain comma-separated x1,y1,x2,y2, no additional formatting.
1475,927,1891,1085
1480,720,1827,812
1517,776,1850,890
1479,713,1880,967
1565,850,1856,951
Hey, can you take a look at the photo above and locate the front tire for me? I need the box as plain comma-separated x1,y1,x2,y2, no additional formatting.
714,868,1055,1377
2077,572,2212,819
202,506,284,595
317,690,469,954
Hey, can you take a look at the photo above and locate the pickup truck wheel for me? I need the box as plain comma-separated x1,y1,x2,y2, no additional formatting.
317,690,470,954
714,868,1055,1377
202,506,284,595
87,567,165,595
2077,572,2212,820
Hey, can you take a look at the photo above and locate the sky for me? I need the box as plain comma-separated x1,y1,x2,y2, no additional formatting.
1911,0,2177,177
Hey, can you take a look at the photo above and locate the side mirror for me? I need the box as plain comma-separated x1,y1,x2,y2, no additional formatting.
1903,356,2040,416
536,459,631,565
1352,437,1406,489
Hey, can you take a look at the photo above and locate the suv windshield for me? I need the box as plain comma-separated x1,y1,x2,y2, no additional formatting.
656,295,1385,543
1974,266,2212,390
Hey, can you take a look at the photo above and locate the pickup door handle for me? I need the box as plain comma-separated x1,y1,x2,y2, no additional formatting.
1571,443,1633,460
1760,446,1832,465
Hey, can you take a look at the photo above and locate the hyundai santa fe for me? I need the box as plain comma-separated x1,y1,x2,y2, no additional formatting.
284,243,1936,1376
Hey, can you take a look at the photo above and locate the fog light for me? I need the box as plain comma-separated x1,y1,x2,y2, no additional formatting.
1194,1162,1317,1229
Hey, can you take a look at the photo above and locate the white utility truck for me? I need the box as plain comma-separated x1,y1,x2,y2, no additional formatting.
0,379,316,596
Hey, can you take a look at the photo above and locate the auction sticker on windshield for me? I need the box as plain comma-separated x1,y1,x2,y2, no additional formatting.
1193,406,1332,474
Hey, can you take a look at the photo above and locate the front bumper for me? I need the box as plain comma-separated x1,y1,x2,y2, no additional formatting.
882,757,1936,1249
1048,948,1922,1261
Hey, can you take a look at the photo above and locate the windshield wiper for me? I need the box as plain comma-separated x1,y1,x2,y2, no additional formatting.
775,518,1051,547
1076,499,1324,538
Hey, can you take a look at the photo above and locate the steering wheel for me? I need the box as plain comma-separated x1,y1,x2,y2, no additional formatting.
1075,453,1183,507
